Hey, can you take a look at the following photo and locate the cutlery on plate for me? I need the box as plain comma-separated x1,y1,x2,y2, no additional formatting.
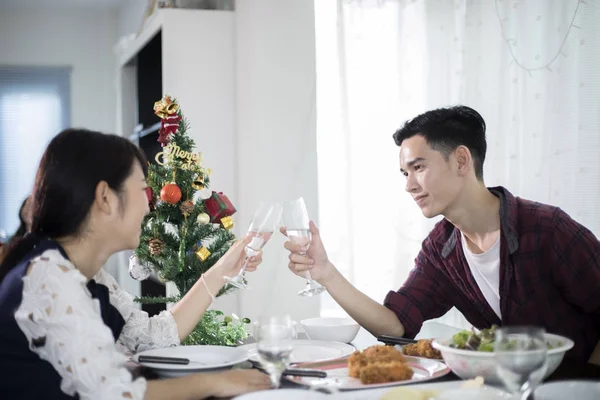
137,355,326,378
376,335,418,346
256,367,327,378
137,355,206,365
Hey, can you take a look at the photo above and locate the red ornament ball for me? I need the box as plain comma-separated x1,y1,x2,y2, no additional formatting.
160,183,182,204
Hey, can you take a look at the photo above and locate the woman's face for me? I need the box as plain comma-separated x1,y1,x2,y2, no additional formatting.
109,162,150,251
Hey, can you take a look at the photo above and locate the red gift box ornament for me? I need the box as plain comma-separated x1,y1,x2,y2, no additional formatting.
145,187,155,211
204,191,237,223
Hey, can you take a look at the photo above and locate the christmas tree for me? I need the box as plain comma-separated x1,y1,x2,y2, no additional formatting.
130,95,249,346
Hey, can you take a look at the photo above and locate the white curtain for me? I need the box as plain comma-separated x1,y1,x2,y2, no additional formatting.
315,0,600,329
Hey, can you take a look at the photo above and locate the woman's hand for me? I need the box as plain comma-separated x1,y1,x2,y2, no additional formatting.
170,235,264,341
212,235,263,278
205,369,271,398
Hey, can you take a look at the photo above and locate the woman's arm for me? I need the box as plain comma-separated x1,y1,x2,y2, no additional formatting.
145,369,270,400
168,236,259,340
17,249,270,400
98,236,260,351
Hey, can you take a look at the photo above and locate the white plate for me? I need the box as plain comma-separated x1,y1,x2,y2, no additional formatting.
234,389,329,399
238,340,356,364
336,382,517,399
289,356,451,391
435,386,516,400
133,345,248,377
534,380,600,400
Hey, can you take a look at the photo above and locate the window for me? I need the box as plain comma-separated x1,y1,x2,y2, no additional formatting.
0,67,71,238
314,0,600,329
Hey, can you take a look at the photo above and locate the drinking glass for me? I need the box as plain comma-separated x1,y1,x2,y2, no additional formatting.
254,315,296,388
283,197,326,297
495,326,548,400
224,202,282,289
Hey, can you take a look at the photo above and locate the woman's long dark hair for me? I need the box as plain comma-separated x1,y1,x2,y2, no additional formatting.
0,129,147,283
13,196,30,238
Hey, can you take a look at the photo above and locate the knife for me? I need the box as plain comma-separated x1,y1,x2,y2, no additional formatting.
376,335,418,346
137,355,205,365
137,356,327,378
263,367,327,378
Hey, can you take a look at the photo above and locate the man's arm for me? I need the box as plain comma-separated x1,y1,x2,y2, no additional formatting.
550,208,600,364
319,267,406,338
321,246,454,339
381,246,454,338
550,208,600,318
284,221,453,339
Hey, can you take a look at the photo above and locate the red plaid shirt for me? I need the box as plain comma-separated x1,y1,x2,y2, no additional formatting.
384,186,600,363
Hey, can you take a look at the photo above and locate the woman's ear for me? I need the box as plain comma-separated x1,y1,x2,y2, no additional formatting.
94,181,116,215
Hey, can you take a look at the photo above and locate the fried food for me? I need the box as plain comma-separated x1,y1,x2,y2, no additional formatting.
359,361,414,384
363,344,407,363
348,351,366,378
401,339,442,359
347,345,413,384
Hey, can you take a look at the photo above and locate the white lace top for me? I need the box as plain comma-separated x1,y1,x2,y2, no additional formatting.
13,249,180,399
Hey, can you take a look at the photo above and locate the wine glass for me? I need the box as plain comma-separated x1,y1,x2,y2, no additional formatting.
224,202,282,289
254,315,296,388
495,326,548,400
283,197,326,297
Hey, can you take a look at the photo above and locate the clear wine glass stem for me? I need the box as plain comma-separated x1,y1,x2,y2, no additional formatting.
268,368,283,388
224,251,252,289
304,272,313,285
299,251,313,284
520,379,536,400
238,256,250,276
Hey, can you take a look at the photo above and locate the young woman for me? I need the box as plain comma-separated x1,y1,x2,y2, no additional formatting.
0,129,270,399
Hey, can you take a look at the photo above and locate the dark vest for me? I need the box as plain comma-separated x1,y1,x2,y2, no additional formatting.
0,239,126,399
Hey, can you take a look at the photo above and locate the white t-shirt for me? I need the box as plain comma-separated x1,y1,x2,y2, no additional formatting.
460,233,502,319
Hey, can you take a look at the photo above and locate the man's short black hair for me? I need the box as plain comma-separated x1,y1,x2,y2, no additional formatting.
392,105,487,180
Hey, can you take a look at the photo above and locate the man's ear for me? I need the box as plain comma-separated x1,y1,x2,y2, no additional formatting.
94,181,115,215
454,145,473,177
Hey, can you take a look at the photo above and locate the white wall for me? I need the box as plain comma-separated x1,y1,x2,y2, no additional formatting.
117,0,147,37
0,8,119,133
0,5,131,292
235,0,320,322
114,0,321,322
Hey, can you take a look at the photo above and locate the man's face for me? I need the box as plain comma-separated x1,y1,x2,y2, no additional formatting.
399,135,464,218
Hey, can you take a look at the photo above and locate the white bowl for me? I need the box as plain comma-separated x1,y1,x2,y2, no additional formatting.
534,380,600,400
432,333,574,385
300,317,360,343
436,386,516,400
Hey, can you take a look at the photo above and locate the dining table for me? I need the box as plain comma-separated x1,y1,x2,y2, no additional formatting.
128,321,600,399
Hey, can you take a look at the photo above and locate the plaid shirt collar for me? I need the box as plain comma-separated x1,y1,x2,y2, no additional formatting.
441,186,520,258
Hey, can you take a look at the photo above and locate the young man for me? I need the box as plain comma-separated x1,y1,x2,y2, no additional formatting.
283,105,600,365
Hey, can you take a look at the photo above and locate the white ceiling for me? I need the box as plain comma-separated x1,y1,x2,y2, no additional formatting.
0,0,124,10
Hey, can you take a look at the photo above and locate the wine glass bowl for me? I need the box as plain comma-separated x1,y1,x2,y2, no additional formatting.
254,315,296,388
283,197,326,297
224,202,282,289
494,326,548,399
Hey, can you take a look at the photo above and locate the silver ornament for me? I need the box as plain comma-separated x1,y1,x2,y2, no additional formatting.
128,254,153,281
